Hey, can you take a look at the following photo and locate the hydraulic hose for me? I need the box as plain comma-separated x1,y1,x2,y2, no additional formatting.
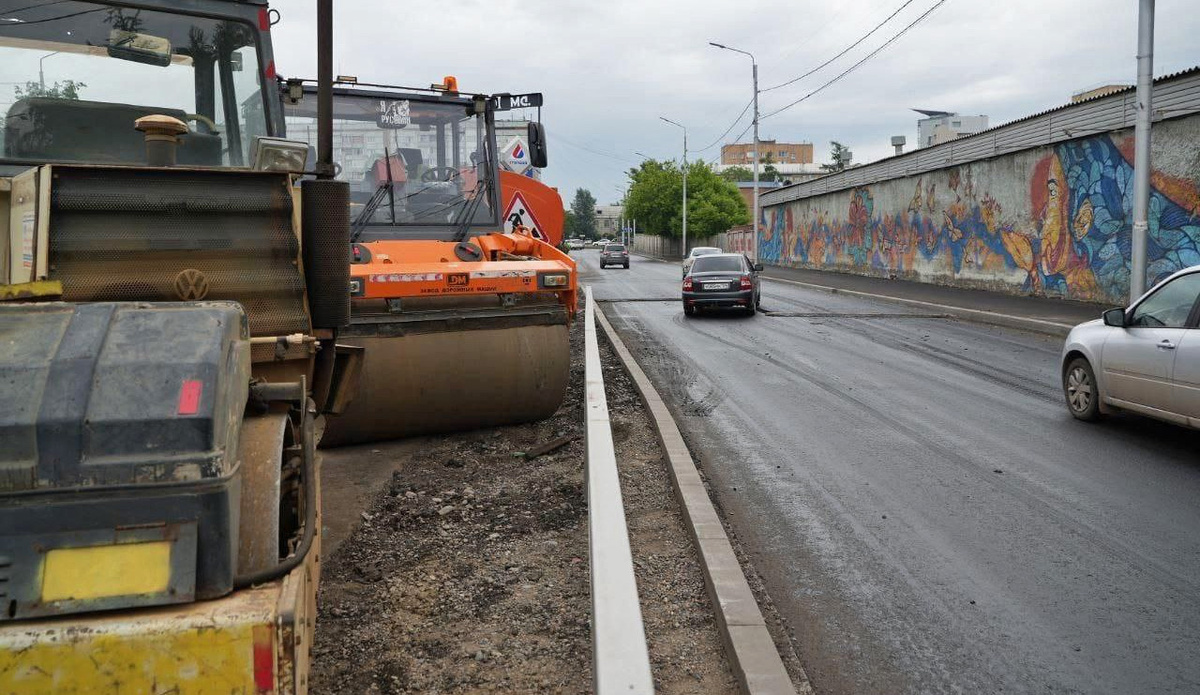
233,400,318,589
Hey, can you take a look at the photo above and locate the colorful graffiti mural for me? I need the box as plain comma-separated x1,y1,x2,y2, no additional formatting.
761,130,1200,304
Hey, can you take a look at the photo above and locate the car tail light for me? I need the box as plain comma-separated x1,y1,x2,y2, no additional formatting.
740,275,752,289
622,251,628,256
683,277,693,291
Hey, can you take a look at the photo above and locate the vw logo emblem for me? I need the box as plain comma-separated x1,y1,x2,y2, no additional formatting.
174,268,210,301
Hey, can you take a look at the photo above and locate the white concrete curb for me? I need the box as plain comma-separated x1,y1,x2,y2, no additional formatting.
595,304,798,695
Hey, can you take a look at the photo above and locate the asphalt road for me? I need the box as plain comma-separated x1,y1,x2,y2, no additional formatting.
582,250,1200,695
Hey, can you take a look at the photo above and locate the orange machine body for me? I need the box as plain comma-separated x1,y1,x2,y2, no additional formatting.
498,170,565,246
351,231,578,316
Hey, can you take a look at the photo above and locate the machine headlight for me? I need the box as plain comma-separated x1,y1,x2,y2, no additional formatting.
539,272,570,288
251,136,311,173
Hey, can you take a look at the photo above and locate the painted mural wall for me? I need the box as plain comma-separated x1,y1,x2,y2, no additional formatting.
759,116,1200,304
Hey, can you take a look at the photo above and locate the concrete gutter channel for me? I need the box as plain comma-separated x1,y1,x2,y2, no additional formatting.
592,293,798,695
630,251,1087,337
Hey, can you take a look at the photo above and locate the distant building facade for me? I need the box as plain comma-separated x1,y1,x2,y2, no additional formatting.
914,109,989,148
721,140,813,166
1071,85,1131,103
594,205,625,238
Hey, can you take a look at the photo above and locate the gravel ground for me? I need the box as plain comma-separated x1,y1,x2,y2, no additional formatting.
312,319,734,693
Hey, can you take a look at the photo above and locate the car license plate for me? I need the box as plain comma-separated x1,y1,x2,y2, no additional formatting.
703,282,727,290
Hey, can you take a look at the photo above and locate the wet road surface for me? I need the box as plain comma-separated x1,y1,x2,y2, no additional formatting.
582,250,1200,695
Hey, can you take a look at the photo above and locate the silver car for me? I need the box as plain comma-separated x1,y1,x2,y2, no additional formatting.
1061,265,1200,428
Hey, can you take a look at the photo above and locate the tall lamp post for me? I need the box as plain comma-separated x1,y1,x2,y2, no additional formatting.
39,51,61,90
659,117,688,257
1130,0,1155,301
710,42,759,263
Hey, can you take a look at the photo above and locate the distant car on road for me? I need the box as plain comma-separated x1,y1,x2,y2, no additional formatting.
599,243,629,269
682,246,723,277
682,253,762,316
1061,265,1200,429
592,238,612,247
566,238,585,250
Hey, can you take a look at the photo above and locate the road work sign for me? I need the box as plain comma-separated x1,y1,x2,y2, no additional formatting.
501,136,532,175
502,191,547,241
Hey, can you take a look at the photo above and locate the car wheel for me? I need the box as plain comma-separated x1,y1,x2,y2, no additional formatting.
1064,357,1101,422
599,263,605,269
683,302,695,317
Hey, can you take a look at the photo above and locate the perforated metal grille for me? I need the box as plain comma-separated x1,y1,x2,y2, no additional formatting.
48,167,310,339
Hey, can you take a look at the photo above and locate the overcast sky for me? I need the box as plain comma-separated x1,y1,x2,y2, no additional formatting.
271,0,1199,206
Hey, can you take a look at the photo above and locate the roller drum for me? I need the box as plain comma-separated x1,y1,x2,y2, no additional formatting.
301,178,351,329
320,324,569,447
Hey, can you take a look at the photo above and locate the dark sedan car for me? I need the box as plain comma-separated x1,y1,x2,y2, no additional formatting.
599,243,629,269
682,253,763,316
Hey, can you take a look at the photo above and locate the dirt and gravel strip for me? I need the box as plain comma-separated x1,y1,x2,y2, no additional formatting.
313,319,735,693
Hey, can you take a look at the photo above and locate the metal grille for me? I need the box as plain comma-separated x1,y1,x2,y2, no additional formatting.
48,167,310,339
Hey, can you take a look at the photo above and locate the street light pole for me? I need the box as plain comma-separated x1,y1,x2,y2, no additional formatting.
710,42,760,263
1130,0,1155,301
660,117,688,258
39,51,61,90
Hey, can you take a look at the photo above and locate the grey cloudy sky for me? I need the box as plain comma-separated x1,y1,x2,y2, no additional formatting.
271,0,1199,206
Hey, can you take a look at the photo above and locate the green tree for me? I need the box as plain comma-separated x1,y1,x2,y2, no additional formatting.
562,209,577,238
15,80,86,100
624,159,748,238
821,141,852,173
569,189,598,239
720,158,780,183
719,165,754,182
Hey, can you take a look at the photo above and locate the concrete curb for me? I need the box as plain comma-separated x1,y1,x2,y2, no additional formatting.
762,275,1076,337
595,305,798,695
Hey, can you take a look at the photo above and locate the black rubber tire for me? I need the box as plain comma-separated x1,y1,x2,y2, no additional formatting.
1063,357,1102,422
683,302,696,317
624,263,629,269
599,263,605,269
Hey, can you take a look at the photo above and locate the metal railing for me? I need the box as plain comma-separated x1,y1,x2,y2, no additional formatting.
583,286,654,694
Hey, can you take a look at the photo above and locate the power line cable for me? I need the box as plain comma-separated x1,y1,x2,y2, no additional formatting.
694,97,754,152
764,0,917,93
762,0,949,120
548,132,639,166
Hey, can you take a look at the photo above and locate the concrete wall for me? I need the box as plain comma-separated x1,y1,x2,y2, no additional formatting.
759,116,1200,304
633,233,727,260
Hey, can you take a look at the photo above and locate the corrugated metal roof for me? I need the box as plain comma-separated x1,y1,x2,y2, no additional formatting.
762,66,1200,207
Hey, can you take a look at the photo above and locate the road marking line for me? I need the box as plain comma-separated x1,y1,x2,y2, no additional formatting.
762,275,1076,337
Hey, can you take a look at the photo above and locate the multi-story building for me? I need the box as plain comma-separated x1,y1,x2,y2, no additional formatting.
721,140,813,166
913,110,989,148
594,205,625,239
1071,85,1131,103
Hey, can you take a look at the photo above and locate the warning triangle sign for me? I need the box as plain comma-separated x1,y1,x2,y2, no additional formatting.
502,191,547,241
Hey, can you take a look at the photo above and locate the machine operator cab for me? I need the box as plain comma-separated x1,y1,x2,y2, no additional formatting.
281,77,548,241
0,1,288,175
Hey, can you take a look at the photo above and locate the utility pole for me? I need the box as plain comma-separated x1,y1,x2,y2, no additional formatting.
660,117,688,258
1130,0,1155,301
710,42,760,263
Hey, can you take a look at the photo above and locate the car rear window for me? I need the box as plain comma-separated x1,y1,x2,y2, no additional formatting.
692,256,745,273
692,248,720,256
606,245,625,251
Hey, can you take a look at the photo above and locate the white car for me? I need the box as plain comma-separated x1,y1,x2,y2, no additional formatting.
682,246,723,277
1061,265,1200,428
